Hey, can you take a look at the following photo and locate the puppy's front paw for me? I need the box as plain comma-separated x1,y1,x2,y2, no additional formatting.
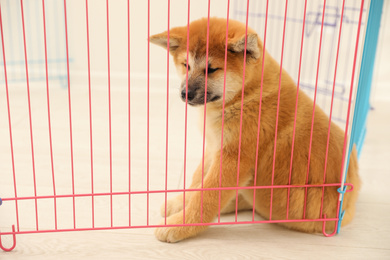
155,212,207,243
155,226,181,243
155,213,185,243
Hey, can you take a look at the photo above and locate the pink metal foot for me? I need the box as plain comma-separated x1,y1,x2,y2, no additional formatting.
0,225,16,252
322,215,338,237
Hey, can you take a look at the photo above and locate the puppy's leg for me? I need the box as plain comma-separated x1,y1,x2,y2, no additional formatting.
220,193,253,214
161,152,211,217
155,152,253,242
220,178,254,214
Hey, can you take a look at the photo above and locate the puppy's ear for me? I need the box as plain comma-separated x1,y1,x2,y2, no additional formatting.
228,33,260,60
149,31,182,52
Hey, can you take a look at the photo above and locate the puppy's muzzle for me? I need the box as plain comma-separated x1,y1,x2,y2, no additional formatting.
181,88,197,102
180,80,221,105
180,87,221,105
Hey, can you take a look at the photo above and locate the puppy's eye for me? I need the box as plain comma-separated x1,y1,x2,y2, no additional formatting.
183,63,190,70
206,66,219,74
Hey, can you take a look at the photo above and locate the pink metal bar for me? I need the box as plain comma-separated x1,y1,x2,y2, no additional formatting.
164,0,170,225
235,0,250,223
0,225,16,252
106,0,113,228
2,183,353,202
304,0,327,219
183,0,191,224
252,0,269,222
0,5,20,232
270,0,288,220
20,0,39,230
63,0,76,229
200,0,211,224
218,0,230,223
322,213,338,237
127,0,131,227
147,0,150,226
42,0,58,229
85,0,95,228
321,0,346,218
286,0,307,220
0,217,340,237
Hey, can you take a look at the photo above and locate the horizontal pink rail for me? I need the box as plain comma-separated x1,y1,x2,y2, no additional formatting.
0,217,339,236
1,183,353,202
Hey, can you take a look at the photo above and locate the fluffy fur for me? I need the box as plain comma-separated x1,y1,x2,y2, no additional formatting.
150,17,360,243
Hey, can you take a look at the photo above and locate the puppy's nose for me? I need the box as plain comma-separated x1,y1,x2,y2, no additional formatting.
181,89,196,101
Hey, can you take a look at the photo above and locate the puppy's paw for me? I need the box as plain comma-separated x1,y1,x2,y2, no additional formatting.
155,212,207,243
155,226,182,243
155,213,186,243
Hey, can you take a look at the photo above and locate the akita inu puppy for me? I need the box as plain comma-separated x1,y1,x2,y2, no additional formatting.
150,17,360,243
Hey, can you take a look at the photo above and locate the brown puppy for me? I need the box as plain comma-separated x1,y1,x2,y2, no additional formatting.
150,17,360,243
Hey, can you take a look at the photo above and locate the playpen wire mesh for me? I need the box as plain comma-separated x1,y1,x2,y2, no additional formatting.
0,0,383,251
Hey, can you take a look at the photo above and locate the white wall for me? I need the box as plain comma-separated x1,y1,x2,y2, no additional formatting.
371,0,390,102
64,0,232,92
